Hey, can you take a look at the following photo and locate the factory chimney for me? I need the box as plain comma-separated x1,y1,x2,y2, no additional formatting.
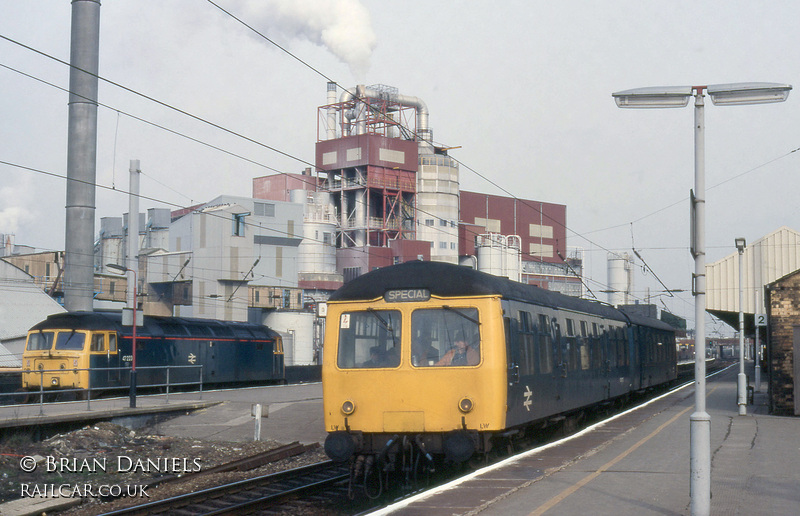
64,0,101,312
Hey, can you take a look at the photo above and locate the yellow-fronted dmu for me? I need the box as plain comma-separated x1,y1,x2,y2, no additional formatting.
322,262,676,493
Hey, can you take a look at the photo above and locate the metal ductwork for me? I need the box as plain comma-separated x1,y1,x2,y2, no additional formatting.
339,85,433,153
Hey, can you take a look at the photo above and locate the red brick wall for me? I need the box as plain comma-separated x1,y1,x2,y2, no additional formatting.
766,273,799,415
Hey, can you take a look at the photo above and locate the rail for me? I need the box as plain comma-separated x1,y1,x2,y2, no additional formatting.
2,365,204,410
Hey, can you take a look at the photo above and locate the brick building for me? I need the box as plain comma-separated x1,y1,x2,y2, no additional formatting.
766,270,800,415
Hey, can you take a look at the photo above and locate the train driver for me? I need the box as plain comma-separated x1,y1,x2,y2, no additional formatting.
412,337,439,366
435,332,479,366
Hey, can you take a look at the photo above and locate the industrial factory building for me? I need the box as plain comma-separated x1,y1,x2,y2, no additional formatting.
10,83,579,365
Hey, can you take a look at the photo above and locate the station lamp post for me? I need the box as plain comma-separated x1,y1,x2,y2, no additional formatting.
106,263,139,408
612,82,791,516
735,237,747,415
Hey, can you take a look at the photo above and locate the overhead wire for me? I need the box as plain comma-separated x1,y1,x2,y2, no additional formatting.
0,12,734,311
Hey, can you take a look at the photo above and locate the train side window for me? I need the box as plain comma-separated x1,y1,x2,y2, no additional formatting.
108,333,117,353
55,331,86,351
518,311,535,375
617,328,629,367
90,334,105,352
27,331,55,351
537,314,553,374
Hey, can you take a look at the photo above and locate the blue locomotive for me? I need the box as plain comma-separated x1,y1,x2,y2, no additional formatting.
22,311,284,397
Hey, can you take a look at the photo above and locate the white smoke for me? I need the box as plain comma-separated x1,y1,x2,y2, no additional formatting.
236,0,377,79
0,206,26,234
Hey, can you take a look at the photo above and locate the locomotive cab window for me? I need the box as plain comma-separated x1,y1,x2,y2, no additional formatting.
90,333,105,352
337,310,401,369
411,307,480,367
55,331,86,351
27,331,55,351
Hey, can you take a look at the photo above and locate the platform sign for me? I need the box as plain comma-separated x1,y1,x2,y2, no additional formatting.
755,313,767,327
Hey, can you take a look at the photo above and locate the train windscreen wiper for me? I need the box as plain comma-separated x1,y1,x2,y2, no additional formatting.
442,306,481,326
366,308,399,346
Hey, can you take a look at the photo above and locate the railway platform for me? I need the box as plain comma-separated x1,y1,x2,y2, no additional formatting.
0,382,325,444
379,363,800,516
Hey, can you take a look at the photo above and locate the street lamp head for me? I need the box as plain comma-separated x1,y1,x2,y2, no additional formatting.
106,263,129,274
707,83,791,106
612,86,693,108
613,82,792,109
735,237,746,252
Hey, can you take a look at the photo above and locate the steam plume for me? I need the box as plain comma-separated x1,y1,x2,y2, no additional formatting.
236,0,376,78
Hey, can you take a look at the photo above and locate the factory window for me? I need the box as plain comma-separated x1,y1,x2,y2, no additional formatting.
439,219,448,226
232,213,246,236
425,219,434,226
109,281,115,296
450,242,456,250
323,232,332,245
439,242,447,249
254,202,275,217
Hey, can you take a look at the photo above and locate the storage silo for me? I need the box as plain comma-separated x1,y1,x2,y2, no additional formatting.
291,190,337,276
607,252,634,306
477,234,505,277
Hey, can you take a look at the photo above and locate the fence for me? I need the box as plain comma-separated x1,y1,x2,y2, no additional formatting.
0,365,204,413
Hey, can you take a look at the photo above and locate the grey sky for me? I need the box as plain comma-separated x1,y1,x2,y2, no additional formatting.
2,0,799,334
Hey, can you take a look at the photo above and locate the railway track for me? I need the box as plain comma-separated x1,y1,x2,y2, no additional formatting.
99,460,350,516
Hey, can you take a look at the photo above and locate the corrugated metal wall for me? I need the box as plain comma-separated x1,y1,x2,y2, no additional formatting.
707,226,800,314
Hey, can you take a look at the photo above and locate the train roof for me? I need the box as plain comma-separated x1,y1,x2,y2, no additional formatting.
28,311,280,339
329,261,675,331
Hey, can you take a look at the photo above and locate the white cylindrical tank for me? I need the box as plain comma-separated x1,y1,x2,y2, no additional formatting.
263,311,318,366
416,153,459,264
607,252,634,306
504,235,522,282
291,190,337,275
477,234,506,277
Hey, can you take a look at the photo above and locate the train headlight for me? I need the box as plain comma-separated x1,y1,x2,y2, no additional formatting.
458,397,474,413
60,364,66,369
341,400,356,415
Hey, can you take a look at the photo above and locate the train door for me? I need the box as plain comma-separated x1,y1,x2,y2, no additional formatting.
504,311,524,425
88,332,121,390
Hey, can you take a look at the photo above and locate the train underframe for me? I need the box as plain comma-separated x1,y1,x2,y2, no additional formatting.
326,387,675,499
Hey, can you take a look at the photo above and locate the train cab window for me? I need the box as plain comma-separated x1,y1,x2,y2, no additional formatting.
337,310,402,369
27,331,55,351
90,334,105,352
55,331,86,351
108,333,117,353
411,307,480,367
